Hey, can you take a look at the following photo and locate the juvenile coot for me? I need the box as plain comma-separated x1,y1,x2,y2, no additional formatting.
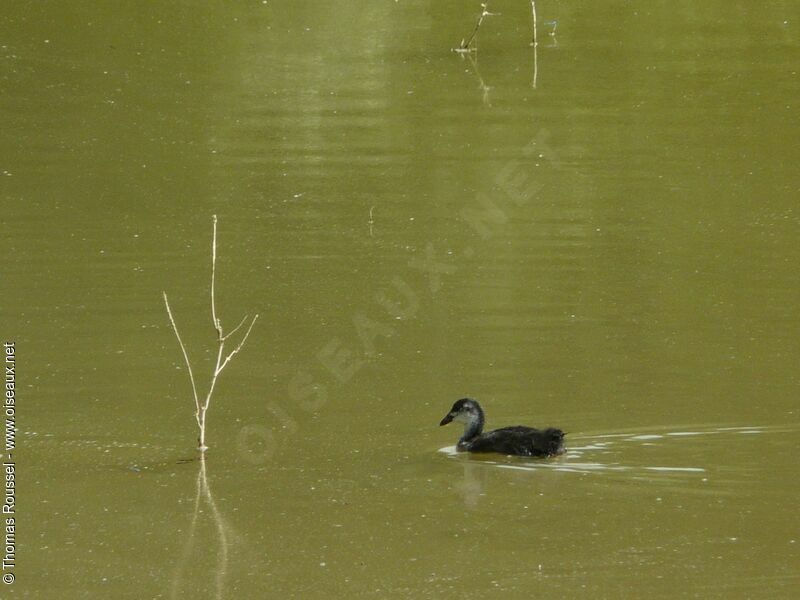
439,398,565,457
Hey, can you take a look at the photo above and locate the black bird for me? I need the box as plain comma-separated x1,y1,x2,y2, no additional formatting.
439,398,565,457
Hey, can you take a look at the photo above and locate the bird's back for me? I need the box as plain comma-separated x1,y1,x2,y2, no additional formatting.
463,426,565,457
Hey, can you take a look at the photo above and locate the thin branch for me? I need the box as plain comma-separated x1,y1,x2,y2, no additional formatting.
163,292,202,424
196,343,224,452
221,314,249,342
368,206,375,237
210,214,223,341
216,314,259,377
204,344,226,411
456,2,496,52
460,9,483,50
196,314,258,452
531,0,539,89
165,215,258,452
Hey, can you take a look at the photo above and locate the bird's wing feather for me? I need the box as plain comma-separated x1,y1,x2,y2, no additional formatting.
466,426,565,456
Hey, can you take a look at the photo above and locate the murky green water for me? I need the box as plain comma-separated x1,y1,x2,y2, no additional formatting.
4,1,799,597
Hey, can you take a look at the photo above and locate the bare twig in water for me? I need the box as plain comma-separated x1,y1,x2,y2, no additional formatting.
530,0,539,88
163,215,259,452
368,206,375,237
163,292,201,425
454,2,498,53
210,216,222,341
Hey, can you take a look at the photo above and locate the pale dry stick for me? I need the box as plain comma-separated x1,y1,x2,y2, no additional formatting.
201,216,259,450
222,314,248,342
531,0,539,89
163,292,202,428
211,215,223,340
455,2,497,53
368,206,375,237
163,215,259,452
197,313,259,450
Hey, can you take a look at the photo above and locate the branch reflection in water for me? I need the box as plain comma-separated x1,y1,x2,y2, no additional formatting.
170,457,233,600
456,3,556,101
462,51,492,106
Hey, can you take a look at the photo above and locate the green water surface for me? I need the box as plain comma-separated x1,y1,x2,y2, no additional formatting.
3,1,799,598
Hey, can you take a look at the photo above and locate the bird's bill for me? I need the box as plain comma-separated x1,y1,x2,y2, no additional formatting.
439,412,454,426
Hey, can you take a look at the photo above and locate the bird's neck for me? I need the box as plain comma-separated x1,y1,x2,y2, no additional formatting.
459,410,484,443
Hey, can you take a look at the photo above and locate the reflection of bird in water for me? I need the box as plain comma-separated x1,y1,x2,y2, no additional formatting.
439,398,565,457
458,461,484,509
